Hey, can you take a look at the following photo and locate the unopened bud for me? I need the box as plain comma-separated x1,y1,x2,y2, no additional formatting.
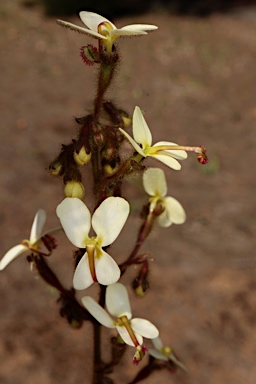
195,146,208,165
122,115,132,128
104,162,119,176
132,260,149,297
74,146,91,166
80,45,100,65
134,285,145,297
64,181,85,200
69,318,83,329
102,147,115,161
49,161,63,176
93,129,105,147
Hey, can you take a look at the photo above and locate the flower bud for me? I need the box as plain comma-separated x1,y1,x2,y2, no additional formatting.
49,160,63,176
102,147,115,161
195,146,208,164
93,127,105,147
104,162,119,176
73,146,91,166
69,318,83,329
132,260,149,297
122,115,132,128
64,181,85,200
80,44,100,65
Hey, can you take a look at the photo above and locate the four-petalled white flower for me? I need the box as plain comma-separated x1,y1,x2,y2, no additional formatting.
56,197,129,290
143,168,186,227
0,209,50,270
82,282,159,362
57,11,158,53
119,106,188,170
149,337,187,371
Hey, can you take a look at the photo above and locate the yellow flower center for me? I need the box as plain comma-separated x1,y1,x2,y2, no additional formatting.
98,22,116,53
21,239,39,253
98,21,114,37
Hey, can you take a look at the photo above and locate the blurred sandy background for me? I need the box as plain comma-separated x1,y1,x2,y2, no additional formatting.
1,1,256,383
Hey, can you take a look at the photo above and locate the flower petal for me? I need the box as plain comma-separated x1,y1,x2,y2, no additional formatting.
81,296,115,328
30,209,46,244
143,168,167,197
158,197,186,227
116,325,143,346
153,141,188,160
148,348,168,361
120,24,158,32
79,11,115,32
133,106,152,147
111,29,147,38
95,250,120,286
56,20,106,39
151,336,164,350
0,244,27,271
56,198,91,248
73,253,94,290
131,318,159,339
106,283,132,319
119,128,146,157
152,153,182,170
92,197,129,246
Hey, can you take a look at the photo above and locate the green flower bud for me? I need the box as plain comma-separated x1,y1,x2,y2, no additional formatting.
122,115,132,128
74,146,91,166
49,161,63,176
104,162,119,176
64,181,85,200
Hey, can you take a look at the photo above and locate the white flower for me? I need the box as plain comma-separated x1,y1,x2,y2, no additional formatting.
143,168,186,227
149,337,187,371
57,11,158,53
119,106,188,170
0,209,48,270
82,282,159,360
56,197,129,290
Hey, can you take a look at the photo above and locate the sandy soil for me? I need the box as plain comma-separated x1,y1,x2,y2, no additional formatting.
1,1,256,383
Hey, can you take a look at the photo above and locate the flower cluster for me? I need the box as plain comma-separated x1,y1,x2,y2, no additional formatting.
0,10,208,379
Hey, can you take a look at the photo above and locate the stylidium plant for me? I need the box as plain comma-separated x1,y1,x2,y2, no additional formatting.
0,10,208,384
